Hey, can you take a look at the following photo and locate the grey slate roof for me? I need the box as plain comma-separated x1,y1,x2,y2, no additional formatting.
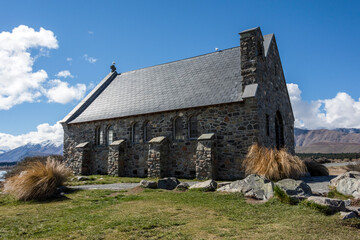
66,34,273,124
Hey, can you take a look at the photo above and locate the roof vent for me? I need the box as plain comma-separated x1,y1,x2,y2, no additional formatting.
110,61,116,72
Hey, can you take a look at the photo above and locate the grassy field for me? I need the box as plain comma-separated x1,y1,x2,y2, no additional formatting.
1,188,360,240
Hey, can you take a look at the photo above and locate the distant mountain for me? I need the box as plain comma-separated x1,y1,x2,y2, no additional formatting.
295,128,360,153
0,140,63,163
0,146,10,155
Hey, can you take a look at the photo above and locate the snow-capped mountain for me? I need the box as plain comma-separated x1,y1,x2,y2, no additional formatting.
0,140,63,163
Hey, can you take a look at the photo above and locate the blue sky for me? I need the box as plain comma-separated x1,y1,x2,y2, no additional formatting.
0,0,360,149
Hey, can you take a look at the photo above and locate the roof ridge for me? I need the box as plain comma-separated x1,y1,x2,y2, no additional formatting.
121,46,240,75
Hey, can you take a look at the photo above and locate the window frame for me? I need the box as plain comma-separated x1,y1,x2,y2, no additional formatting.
144,121,152,142
131,122,140,143
174,117,184,140
188,115,198,139
107,125,114,145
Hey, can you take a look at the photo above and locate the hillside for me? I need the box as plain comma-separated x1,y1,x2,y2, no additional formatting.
295,128,360,153
0,140,63,163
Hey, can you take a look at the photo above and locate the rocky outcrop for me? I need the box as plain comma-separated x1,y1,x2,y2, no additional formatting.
140,180,157,189
217,174,274,200
157,177,180,190
275,179,312,200
189,180,217,192
330,171,360,198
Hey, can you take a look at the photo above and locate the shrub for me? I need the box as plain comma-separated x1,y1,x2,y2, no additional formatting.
3,157,71,201
5,155,63,179
242,144,306,181
304,160,329,176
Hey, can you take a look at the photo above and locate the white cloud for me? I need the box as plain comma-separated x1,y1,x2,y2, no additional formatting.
88,31,94,35
43,79,86,104
287,83,360,129
66,57,72,62
83,54,97,63
0,122,63,150
55,70,73,78
0,25,58,110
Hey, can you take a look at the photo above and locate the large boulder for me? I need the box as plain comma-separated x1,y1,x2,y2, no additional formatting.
189,180,217,192
157,177,180,190
330,171,360,198
140,180,157,189
217,174,274,200
307,196,347,212
275,179,312,200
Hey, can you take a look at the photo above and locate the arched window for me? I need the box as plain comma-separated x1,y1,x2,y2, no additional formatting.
275,111,285,149
144,121,152,142
189,116,198,139
107,126,114,145
174,117,184,140
95,127,102,145
132,122,141,143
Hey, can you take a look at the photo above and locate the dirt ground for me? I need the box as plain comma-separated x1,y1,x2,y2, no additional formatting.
328,166,348,176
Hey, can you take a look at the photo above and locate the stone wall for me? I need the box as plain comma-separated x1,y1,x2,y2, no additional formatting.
63,99,259,180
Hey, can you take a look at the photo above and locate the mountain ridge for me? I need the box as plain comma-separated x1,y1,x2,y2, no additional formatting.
294,127,360,153
0,141,63,163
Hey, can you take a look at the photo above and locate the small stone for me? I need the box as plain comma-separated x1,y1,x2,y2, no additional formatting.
176,182,190,191
344,199,352,207
158,177,180,190
340,211,357,220
140,180,157,189
189,180,217,191
275,178,312,200
307,196,347,213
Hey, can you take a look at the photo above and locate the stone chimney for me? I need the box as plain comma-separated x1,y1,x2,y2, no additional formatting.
239,27,265,90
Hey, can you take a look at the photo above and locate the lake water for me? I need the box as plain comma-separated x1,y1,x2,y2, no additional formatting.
0,170,6,181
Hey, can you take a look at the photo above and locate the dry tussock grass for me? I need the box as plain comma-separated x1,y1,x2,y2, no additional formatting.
242,144,306,181
3,157,72,201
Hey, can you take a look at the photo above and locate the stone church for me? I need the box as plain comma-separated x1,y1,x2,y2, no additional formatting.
61,27,294,180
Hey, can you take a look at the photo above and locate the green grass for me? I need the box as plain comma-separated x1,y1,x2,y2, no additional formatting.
273,185,298,205
327,188,353,200
66,175,200,186
1,188,360,239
